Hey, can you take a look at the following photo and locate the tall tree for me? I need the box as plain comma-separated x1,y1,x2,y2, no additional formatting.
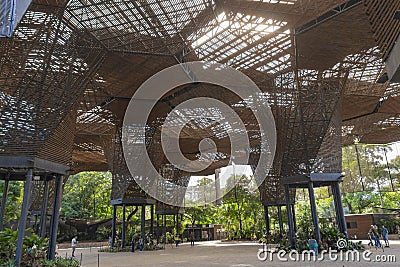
61,172,112,220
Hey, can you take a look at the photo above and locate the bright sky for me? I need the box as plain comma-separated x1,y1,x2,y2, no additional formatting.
188,165,253,188
388,141,400,161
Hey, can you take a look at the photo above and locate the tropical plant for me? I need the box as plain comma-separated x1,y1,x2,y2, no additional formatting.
0,228,50,267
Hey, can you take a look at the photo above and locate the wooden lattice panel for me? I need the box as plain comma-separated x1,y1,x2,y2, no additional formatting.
364,0,400,61
1,0,400,207
0,2,104,163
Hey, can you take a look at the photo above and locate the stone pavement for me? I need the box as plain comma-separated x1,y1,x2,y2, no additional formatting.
58,240,400,267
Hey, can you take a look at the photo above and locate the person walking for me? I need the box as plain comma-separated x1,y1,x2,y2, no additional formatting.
382,225,389,247
369,225,383,251
367,232,373,248
174,235,179,247
190,231,195,247
71,236,78,257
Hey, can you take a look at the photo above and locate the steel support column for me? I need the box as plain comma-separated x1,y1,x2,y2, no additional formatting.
308,181,321,242
277,205,284,236
332,182,347,235
48,175,63,260
215,168,221,205
263,205,270,234
15,169,33,266
332,183,342,232
176,214,179,236
39,178,50,238
291,204,297,233
354,143,365,190
111,205,117,247
0,173,10,231
163,214,167,246
285,185,295,248
141,205,145,241
156,214,160,243
150,205,154,236
121,204,126,248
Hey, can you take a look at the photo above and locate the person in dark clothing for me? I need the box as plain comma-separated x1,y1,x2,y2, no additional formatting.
139,237,144,252
190,231,195,247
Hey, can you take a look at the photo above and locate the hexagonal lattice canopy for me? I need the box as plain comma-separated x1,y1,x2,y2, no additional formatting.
1,0,400,208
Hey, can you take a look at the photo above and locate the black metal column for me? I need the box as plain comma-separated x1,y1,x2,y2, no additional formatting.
48,175,63,260
332,183,342,232
150,205,154,236
332,182,347,235
141,205,145,241
39,178,50,238
354,143,365,191
111,205,116,247
291,204,297,233
121,204,126,248
163,214,167,246
156,214,160,243
383,147,395,191
15,169,33,266
277,205,284,236
308,181,321,242
285,185,295,248
263,205,270,234
176,214,179,235
0,173,10,231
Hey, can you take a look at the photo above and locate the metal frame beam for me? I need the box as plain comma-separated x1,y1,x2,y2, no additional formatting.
0,171,11,230
0,156,69,175
48,175,63,260
295,0,363,35
15,169,33,266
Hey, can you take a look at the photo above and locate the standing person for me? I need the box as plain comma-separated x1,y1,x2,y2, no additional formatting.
139,237,144,252
108,236,113,248
71,236,78,257
131,236,135,252
382,225,389,247
367,232,373,248
174,235,179,247
190,231,195,247
369,225,380,249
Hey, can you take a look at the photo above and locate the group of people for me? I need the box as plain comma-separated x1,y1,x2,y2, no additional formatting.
368,224,389,249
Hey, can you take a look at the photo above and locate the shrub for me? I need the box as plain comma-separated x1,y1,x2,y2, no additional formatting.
42,257,80,267
0,228,49,267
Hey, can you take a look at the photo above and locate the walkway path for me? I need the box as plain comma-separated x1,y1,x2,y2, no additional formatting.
58,240,400,267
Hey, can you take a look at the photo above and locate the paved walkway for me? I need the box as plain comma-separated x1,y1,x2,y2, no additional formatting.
58,240,400,267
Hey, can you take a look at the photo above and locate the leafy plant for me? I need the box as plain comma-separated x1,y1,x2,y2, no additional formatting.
42,257,80,267
0,228,50,267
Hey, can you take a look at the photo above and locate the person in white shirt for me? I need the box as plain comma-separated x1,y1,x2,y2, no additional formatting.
71,236,78,257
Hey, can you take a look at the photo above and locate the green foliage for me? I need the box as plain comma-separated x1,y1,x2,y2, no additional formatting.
0,228,49,267
41,257,80,267
320,227,345,250
342,191,380,214
181,174,265,241
61,172,112,220
0,228,18,264
377,217,400,234
98,247,132,253
0,181,23,226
